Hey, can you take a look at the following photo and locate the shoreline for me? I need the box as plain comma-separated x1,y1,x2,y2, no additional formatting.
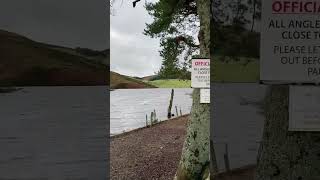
0,87,23,93
110,115,189,179
110,114,190,138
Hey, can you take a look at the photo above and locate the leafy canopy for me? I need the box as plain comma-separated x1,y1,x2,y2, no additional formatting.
144,0,199,79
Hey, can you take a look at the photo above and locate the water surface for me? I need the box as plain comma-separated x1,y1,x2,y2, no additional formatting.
212,83,267,172
0,86,108,179
110,88,193,135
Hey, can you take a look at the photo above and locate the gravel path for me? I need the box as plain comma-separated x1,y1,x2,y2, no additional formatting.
110,115,189,180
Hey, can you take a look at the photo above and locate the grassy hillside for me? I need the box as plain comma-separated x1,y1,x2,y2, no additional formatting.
0,30,108,86
110,72,156,89
148,79,191,88
45,45,109,65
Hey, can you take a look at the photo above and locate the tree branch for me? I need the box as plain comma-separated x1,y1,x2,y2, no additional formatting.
175,35,200,48
132,0,141,8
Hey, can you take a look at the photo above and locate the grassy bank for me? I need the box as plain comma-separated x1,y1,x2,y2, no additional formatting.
212,56,259,82
110,72,191,89
147,79,191,88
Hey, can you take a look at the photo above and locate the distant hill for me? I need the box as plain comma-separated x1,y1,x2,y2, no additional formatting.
46,45,109,66
142,75,159,81
110,71,156,89
0,30,108,86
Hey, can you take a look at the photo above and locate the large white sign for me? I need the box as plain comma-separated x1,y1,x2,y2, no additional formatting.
191,59,210,88
261,0,320,83
200,89,210,103
289,86,320,131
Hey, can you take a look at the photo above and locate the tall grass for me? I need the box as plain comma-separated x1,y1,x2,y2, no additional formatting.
147,79,191,88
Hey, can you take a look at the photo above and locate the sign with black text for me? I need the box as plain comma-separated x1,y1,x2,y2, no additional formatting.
261,0,320,83
191,59,210,88
289,86,320,131
200,89,210,103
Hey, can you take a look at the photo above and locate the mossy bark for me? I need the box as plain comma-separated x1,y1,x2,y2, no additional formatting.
175,0,217,179
176,89,210,179
256,85,320,180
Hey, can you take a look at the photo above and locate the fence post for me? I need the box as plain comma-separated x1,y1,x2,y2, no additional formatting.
167,89,174,119
151,112,154,125
175,106,179,117
146,114,148,127
224,143,230,172
154,109,158,123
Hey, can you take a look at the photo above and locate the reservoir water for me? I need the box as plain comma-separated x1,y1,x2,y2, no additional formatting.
0,86,108,179
212,83,267,172
110,88,193,136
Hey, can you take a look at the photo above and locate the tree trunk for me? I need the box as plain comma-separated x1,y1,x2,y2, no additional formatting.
176,89,210,179
175,0,217,179
251,0,256,32
256,85,320,179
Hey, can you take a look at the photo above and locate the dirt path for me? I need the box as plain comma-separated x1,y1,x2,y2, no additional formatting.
110,115,189,180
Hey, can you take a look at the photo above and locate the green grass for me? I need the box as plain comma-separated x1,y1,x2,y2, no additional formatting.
147,79,191,88
212,56,260,82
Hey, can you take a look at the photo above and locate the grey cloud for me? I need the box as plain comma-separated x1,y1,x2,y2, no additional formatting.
110,0,162,77
0,0,108,50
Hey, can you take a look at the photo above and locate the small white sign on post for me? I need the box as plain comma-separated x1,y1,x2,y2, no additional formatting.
200,89,210,103
289,86,320,131
191,59,210,88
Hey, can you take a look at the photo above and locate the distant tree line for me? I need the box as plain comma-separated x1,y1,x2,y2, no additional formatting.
157,38,191,80
212,0,261,60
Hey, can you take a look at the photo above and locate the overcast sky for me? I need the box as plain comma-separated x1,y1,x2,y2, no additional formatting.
110,0,161,77
0,0,108,51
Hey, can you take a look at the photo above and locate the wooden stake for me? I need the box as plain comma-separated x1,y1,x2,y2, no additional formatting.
167,89,174,119
175,106,179,117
